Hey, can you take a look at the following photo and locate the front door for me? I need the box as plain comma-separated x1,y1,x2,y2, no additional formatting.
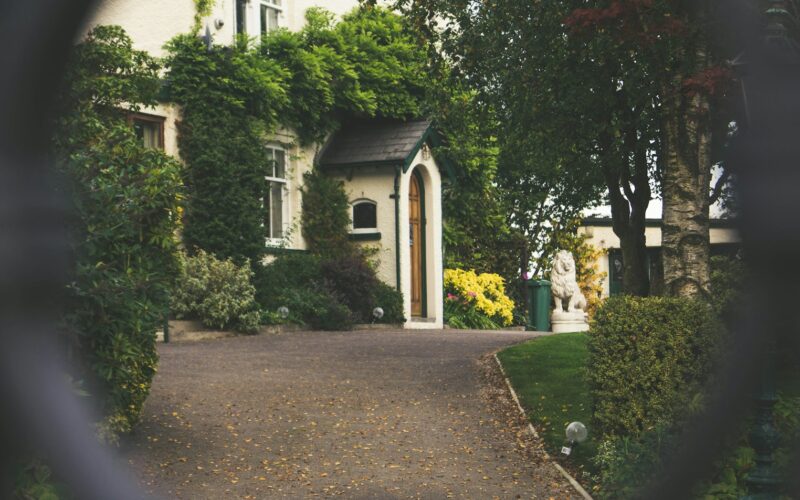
409,174,423,317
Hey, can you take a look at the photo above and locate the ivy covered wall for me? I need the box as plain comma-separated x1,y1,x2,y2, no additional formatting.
164,6,428,265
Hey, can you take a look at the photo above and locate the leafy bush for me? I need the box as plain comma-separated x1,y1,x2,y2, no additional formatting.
256,252,405,330
301,169,354,256
444,293,501,329
54,26,182,439
372,281,406,324
171,250,260,333
256,254,353,330
710,254,745,324
320,253,382,322
14,460,67,500
591,427,678,499
444,268,514,327
588,296,723,438
278,286,355,331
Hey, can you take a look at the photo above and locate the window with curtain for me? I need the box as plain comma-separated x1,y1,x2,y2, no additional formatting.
129,113,164,150
260,0,281,35
264,147,287,242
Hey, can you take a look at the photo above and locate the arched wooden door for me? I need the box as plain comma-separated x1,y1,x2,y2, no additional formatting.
409,173,424,317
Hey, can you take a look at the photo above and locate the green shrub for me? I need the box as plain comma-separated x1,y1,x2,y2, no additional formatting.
588,296,723,438
54,26,182,439
320,253,381,322
255,253,322,307
301,169,354,256
285,287,354,331
373,282,406,324
256,252,405,329
14,460,67,500
256,253,352,330
444,293,501,329
592,427,677,499
710,254,745,324
171,250,260,333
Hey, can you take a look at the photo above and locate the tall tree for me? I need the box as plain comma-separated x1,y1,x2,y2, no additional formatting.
392,0,654,295
567,1,736,300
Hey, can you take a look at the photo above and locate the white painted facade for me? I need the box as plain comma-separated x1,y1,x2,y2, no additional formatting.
84,0,444,328
579,221,741,297
87,0,359,57
332,148,445,328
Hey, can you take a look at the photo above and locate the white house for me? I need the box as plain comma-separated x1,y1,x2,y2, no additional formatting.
579,217,741,297
84,0,448,328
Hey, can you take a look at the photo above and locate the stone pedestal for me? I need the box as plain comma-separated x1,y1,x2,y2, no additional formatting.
551,311,589,333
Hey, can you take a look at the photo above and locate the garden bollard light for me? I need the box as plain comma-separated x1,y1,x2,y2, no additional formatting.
561,421,588,456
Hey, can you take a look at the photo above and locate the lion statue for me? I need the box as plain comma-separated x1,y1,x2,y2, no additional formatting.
550,250,587,314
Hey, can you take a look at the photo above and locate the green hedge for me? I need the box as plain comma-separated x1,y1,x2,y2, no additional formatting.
588,296,723,438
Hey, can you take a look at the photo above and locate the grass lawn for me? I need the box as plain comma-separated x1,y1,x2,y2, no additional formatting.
497,332,597,479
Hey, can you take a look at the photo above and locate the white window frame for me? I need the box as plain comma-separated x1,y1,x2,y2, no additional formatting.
351,199,379,234
258,0,283,35
236,0,283,38
264,145,289,246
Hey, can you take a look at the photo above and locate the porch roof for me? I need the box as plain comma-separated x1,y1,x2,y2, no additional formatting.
317,118,455,181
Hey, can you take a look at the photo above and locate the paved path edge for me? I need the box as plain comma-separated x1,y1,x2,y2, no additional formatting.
492,353,594,500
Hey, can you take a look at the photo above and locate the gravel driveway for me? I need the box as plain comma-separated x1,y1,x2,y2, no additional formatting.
123,329,577,499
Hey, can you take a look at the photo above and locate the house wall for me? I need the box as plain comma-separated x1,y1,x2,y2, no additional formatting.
85,0,199,57
335,167,398,287
87,0,360,56
578,222,741,297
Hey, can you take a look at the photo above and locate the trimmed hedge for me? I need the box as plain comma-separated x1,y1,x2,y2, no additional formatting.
588,296,723,437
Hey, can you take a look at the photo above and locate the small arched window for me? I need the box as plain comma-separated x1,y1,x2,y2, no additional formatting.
352,200,377,231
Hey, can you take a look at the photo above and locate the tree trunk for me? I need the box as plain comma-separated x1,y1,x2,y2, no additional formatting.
602,128,651,297
619,222,650,296
661,40,712,300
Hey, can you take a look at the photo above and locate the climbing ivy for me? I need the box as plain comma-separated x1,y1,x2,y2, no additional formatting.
193,0,215,31
164,34,288,265
164,6,429,264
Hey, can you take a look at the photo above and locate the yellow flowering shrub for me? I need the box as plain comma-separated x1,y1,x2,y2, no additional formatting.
444,269,515,326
